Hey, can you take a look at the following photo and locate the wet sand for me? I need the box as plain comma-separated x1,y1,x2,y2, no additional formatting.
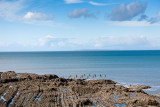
0,71,160,107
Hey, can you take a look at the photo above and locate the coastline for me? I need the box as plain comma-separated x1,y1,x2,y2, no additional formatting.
0,71,160,107
1,51,160,96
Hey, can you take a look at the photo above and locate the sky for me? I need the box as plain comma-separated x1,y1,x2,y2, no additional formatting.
0,0,160,51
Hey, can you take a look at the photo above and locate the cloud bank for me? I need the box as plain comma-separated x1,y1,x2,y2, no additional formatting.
35,35,160,50
93,36,153,49
1,35,160,51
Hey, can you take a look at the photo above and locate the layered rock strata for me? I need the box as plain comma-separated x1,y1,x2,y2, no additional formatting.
0,71,160,107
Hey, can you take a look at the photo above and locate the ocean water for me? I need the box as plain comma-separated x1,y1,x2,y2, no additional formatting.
0,51,160,95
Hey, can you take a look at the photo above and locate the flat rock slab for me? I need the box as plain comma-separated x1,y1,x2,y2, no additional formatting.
0,71,160,107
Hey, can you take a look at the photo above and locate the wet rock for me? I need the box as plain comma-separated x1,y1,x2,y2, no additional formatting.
127,85,151,90
75,98,93,106
0,71,159,107
127,85,151,93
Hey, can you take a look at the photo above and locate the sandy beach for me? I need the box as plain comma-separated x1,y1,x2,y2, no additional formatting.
0,71,160,107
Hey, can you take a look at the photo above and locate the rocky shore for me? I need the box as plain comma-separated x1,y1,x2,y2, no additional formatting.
0,71,160,107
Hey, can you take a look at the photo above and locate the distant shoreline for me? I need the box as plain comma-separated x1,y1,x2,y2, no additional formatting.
0,50,160,52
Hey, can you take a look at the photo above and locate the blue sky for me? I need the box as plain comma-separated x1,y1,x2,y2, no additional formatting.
0,0,160,51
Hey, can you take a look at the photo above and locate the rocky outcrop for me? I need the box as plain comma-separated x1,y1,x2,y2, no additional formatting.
0,71,159,107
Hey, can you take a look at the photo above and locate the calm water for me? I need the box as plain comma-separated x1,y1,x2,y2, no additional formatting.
0,51,160,94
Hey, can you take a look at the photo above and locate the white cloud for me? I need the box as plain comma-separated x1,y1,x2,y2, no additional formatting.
38,35,88,49
0,0,54,25
21,12,53,21
89,1,118,6
0,0,25,21
39,35,71,47
64,0,83,4
106,20,160,27
65,0,118,6
39,35,58,46
89,1,107,6
68,8,97,19
0,42,10,47
110,2,147,21
111,21,152,27
93,36,160,50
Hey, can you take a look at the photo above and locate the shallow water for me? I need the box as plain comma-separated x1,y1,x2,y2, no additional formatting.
115,104,126,107
0,51,160,94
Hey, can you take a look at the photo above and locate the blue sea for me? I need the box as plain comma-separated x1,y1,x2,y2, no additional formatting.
0,51,160,95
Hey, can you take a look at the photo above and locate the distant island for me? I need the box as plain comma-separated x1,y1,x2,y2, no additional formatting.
0,71,160,107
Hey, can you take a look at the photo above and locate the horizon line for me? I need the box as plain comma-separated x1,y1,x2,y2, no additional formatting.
0,49,160,52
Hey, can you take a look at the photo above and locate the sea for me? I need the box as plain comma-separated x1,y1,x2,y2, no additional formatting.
0,50,160,95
